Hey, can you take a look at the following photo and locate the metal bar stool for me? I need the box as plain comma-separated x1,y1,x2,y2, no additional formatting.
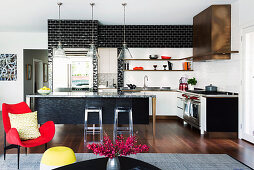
113,107,133,141
84,107,103,143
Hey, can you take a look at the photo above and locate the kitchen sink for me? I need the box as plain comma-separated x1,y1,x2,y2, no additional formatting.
143,87,161,90
144,87,171,90
124,87,171,91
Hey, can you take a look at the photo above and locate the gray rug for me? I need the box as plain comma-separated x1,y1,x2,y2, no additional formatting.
0,153,251,170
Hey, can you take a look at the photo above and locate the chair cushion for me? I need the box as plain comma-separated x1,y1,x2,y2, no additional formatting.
9,111,41,140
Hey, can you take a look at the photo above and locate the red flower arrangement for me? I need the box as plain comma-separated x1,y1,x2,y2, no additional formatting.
87,135,149,159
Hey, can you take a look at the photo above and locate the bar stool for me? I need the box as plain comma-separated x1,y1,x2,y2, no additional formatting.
84,107,103,143
113,107,133,141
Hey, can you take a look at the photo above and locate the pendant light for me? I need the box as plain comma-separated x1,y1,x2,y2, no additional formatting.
87,3,100,59
118,3,133,59
53,2,67,59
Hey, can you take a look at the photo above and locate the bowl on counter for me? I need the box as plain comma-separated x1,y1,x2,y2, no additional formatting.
161,56,172,60
38,89,51,95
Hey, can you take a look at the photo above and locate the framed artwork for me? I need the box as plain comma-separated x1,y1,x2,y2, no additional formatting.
26,64,32,80
0,54,17,81
43,63,48,82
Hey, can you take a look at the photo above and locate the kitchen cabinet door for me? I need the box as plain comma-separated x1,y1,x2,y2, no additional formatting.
109,48,117,73
146,91,177,116
176,92,184,119
98,48,117,74
98,48,110,73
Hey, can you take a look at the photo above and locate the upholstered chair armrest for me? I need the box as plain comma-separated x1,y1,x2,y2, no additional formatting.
39,121,55,140
6,128,22,146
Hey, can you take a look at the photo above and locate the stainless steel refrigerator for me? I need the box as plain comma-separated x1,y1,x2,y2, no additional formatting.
52,49,93,92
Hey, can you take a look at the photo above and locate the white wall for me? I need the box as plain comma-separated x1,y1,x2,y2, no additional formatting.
24,49,49,98
0,32,47,110
237,0,254,139
239,0,254,26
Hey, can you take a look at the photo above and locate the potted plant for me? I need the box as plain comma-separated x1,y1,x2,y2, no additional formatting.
187,77,197,90
87,135,149,170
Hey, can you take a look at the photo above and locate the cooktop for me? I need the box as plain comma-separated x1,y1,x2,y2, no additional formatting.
187,90,238,95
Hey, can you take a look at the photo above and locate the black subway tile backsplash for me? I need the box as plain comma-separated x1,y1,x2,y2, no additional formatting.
48,19,192,53
98,25,192,48
48,19,193,92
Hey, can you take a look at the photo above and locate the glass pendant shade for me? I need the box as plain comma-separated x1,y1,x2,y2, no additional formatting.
118,3,133,59
53,42,70,64
87,3,99,59
87,43,99,59
118,43,133,59
53,2,68,60
54,41,67,58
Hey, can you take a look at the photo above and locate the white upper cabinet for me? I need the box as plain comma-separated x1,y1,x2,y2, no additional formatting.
98,48,117,74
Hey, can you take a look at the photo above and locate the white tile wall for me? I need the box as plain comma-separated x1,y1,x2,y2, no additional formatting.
193,54,240,92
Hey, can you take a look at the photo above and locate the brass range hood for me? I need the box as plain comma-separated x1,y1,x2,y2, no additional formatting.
188,5,238,62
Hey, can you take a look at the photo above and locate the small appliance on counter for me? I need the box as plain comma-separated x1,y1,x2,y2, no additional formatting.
179,77,188,91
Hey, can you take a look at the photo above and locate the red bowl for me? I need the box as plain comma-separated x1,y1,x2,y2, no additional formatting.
161,56,172,59
133,67,144,70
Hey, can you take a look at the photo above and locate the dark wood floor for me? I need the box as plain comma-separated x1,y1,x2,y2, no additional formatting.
1,119,254,169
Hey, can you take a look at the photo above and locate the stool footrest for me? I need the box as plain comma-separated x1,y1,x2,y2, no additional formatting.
85,127,102,130
116,127,131,130
115,131,133,134
86,131,102,134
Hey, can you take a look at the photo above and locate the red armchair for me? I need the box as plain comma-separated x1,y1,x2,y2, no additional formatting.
2,102,55,169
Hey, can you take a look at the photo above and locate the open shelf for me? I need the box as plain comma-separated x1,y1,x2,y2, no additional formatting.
123,70,193,72
123,59,183,61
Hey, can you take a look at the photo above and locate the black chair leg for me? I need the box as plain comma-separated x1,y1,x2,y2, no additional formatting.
45,143,47,151
4,132,6,160
25,147,28,155
17,145,20,169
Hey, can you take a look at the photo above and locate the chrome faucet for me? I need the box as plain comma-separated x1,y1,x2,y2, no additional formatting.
144,75,148,88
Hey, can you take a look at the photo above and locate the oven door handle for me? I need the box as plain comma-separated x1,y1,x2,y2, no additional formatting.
192,102,200,106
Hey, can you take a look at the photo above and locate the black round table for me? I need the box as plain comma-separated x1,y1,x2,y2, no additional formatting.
55,156,161,170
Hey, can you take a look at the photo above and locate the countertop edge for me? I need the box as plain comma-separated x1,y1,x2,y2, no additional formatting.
26,93,156,98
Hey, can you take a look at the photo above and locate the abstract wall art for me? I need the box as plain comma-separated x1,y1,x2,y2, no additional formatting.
0,54,17,81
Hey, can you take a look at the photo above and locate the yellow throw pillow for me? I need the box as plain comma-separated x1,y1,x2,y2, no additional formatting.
9,111,41,140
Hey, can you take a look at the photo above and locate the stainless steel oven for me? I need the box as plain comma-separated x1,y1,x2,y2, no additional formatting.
183,94,201,128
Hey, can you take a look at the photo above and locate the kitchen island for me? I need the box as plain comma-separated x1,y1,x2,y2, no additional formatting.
26,92,157,136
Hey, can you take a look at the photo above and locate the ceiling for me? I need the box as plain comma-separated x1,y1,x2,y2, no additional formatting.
0,0,237,32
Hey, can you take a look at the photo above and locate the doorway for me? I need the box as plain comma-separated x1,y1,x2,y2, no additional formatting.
241,25,254,144
33,59,43,93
